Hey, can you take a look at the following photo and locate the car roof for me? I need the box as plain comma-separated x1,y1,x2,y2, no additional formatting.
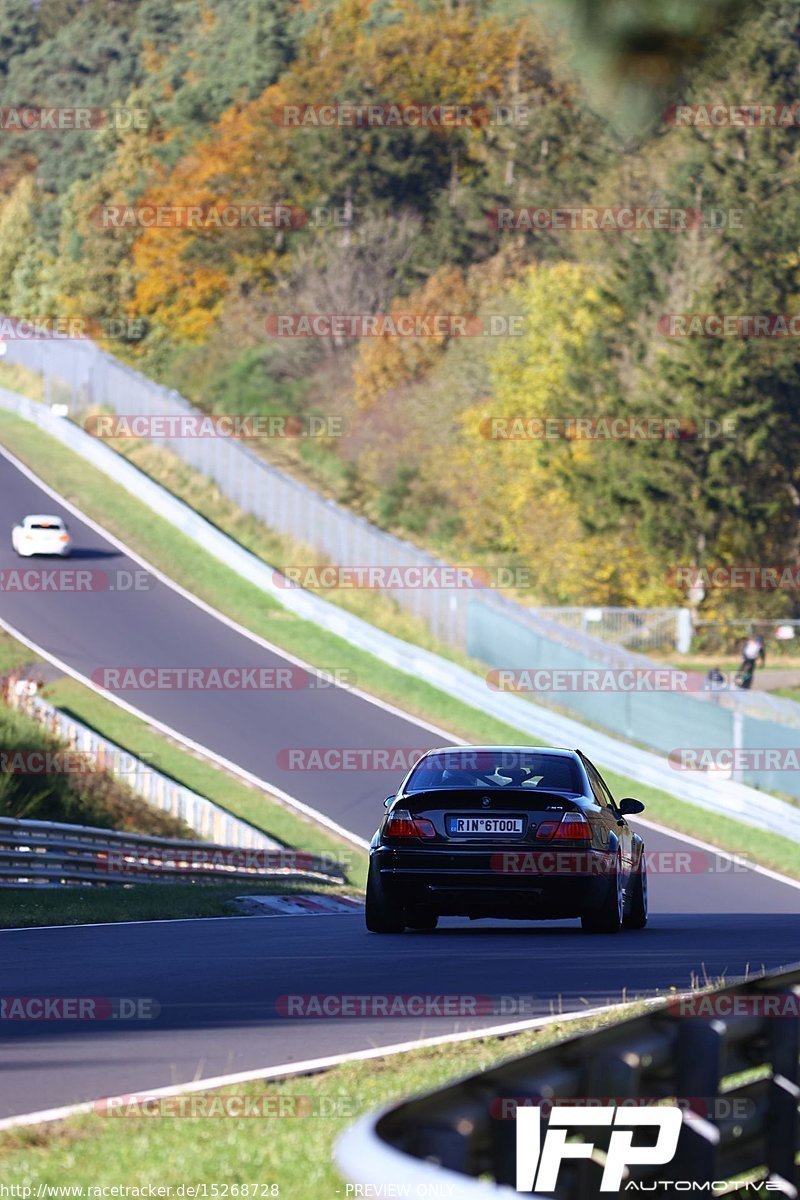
418,745,579,759
23,514,65,524
405,746,589,798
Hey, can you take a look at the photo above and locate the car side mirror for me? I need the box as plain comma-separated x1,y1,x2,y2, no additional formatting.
384,794,395,808
618,797,645,816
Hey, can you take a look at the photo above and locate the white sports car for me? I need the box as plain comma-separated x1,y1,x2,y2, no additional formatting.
11,514,72,557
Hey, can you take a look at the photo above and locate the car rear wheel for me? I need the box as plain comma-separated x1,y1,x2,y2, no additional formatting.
365,861,405,933
581,853,624,934
623,852,648,929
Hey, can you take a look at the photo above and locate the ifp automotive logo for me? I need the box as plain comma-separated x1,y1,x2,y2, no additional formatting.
515,1105,682,1192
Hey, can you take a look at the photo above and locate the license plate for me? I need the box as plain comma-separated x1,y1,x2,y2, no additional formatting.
446,816,524,836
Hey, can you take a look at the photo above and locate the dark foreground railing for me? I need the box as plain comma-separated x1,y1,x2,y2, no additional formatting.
341,964,800,1197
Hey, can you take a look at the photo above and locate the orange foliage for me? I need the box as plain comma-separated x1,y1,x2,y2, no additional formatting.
353,267,472,408
127,0,524,344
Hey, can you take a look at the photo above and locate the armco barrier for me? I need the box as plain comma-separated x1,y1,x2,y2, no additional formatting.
0,815,346,887
1,391,800,840
3,679,280,850
336,962,800,1198
3,332,800,762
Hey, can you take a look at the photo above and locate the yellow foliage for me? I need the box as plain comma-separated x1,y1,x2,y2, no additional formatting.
367,0,519,115
0,176,37,309
446,262,663,606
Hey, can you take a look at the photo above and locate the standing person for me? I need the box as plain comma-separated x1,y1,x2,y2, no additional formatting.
738,633,765,688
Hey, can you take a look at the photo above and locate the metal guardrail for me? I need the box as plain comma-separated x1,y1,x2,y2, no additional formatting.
2,395,800,839
4,679,280,849
2,334,800,727
536,606,692,653
336,963,800,1197
0,815,346,887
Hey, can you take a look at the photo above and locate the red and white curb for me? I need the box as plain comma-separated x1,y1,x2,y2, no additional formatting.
234,893,363,916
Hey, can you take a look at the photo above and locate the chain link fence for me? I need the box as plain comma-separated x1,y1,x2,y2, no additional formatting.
537,606,692,652
4,330,800,799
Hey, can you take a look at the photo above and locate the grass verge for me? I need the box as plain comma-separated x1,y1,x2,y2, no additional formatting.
0,881,358,929
0,362,44,401
0,1002,652,1186
0,631,42,674
0,629,367,890
0,409,798,880
0,672,196,840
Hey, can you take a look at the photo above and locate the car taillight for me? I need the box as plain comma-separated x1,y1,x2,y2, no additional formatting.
59,535,69,543
385,809,436,839
536,812,592,842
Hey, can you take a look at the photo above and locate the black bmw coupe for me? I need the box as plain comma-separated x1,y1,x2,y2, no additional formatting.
366,746,647,934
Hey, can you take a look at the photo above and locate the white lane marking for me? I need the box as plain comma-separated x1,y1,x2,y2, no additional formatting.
2,436,797,1141
0,995,671,1132
632,815,800,893
0,912,363,934
0,442,454,741
2,445,799,894
2,611,799,895
0,612,370,852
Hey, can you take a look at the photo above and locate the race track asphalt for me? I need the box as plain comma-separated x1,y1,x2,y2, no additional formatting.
0,448,798,1120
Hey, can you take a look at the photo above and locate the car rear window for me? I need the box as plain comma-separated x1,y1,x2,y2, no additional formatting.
28,520,64,529
405,750,580,793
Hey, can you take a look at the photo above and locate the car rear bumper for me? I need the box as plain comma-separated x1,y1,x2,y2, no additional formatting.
372,844,615,918
18,542,71,556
